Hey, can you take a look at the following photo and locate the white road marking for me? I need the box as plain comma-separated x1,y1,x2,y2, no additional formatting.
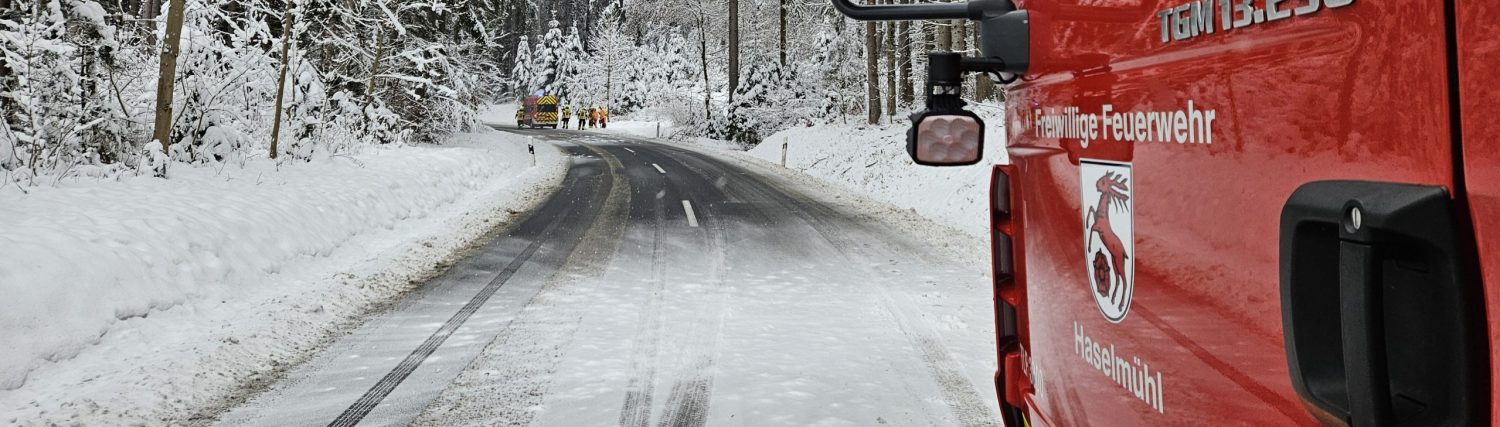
653,163,666,174
624,148,636,154
682,200,699,228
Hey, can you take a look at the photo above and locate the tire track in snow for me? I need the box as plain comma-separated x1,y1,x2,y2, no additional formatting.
671,152,949,424
410,144,632,426
654,161,730,427
663,146,998,427
655,359,715,427
617,189,670,427
326,190,575,427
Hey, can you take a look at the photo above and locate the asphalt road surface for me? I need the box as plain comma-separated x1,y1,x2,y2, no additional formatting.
216,128,999,427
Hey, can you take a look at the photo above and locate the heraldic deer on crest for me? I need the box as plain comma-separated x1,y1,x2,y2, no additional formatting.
1086,171,1131,302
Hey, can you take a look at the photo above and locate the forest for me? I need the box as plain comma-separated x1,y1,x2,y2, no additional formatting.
0,0,1001,187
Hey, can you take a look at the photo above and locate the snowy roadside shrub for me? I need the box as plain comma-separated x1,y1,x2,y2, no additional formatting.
693,63,815,146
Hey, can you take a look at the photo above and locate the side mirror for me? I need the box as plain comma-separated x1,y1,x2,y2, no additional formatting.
909,111,984,166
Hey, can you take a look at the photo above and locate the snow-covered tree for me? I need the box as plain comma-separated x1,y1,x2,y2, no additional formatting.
704,62,814,145
511,36,534,94
553,25,585,100
534,19,567,95
0,0,130,181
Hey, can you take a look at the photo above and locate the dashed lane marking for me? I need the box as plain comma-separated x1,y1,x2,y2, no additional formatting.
653,163,666,174
682,200,699,228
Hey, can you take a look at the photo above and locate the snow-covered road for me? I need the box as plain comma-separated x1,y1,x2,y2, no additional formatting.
218,129,1001,426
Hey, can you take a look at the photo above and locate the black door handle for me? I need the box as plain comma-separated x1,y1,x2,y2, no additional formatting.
1280,181,1484,426
1339,239,1392,426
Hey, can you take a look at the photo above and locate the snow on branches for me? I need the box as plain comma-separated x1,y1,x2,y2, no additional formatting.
0,0,530,187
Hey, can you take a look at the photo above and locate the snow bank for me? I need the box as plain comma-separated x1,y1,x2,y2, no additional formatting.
476,103,520,127
600,119,676,139
0,129,567,423
745,114,1008,238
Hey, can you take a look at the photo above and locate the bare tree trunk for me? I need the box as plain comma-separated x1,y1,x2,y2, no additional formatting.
975,29,995,102
142,0,161,43
605,39,615,107
779,0,788,68
954,20,968,100
954,19,967,53
269,1,295,159
728,0,740,99
922,21,932,50
898,1,913,106
883,3,896,117
937,19,952,51
320,40,331,83
865,21,882,125
0,0,11,91
697,9,712,120
150,0,186,157
363,25,386,111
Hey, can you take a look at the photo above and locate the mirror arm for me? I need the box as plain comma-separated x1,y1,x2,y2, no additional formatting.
831,0,1025,168
961,57,1009,73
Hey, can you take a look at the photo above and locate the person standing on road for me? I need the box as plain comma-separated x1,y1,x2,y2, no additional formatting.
588,107,598,129
576,108,587,130
600,107,609,129
561,105,572,129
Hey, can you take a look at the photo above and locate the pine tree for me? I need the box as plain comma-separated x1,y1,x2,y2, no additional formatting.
535,19,566,94
512,36,534,94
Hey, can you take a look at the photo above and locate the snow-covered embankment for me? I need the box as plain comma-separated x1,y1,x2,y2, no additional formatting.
0,128,566,423
745,114,1009,240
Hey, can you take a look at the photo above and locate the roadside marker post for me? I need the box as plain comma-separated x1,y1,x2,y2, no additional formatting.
528,136,536,167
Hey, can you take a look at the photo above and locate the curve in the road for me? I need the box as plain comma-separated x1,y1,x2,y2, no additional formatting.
223,127,997,427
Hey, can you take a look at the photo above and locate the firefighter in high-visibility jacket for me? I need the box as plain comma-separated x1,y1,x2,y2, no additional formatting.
600,107,609,129
515,105,526,129
561,106,572,128
576,108,587,130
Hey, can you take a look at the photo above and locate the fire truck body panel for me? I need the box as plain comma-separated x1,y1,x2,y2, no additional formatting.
519,95,560,129
1457,3,1500,422
533,96,560,128
1004,1,1473,425
522,96,540,128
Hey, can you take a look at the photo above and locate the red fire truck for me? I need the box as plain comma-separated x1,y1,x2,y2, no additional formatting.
837,0,1497,425
517,94,561,129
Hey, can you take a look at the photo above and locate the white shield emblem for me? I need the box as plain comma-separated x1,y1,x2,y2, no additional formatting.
1081,161,1134,323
